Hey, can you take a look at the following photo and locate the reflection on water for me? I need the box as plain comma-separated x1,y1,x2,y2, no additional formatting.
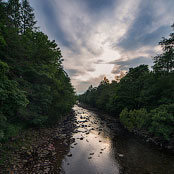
61,105,174,174
114,133,174,174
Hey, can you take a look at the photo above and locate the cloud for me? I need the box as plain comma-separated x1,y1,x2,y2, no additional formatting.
74,75,105,94
110,56,153,74
87,67,96,72
81,0,116,12
109,56,153,66
30,0,174,93
66,67,95,79
66,69,84,77
111,65,123,74
31,0,72,47
118,26,171,51
117,0,173,51
94,59,105,64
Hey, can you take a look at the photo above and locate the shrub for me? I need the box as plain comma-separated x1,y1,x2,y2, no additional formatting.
149,104,174,141
120,108,149,131
31,116,48,127
120,104,174,141
0,112,7,141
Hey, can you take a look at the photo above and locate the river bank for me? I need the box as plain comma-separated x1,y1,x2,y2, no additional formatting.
61,105,174,174
78,103,174,153
0,111,76,174
1,105,174,174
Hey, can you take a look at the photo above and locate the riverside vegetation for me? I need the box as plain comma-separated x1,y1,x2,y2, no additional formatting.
0,0,76,167
79,24,174,149
0,0,174,172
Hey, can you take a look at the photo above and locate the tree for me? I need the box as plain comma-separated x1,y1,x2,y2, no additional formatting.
21,0,36,33
0,0,76,137
7,0,21,30
114,65,149,112
79,24,174,144
153,24,174,74
0,60,29,140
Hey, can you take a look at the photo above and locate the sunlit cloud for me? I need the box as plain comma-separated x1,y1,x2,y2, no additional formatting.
30,0,174,93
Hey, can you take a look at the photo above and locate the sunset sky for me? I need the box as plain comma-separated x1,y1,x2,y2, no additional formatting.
30,0,174,93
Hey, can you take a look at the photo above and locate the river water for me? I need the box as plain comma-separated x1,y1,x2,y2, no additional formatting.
61,105,174,174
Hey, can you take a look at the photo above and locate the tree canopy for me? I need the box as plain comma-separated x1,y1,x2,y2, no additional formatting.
79,24,174,142
0,0,76,141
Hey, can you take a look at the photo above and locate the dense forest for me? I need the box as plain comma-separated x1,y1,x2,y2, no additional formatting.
0,0,76,141
79,24,174,144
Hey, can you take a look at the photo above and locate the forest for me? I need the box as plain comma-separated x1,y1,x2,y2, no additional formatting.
0,0,76,141
79,24,174,143
0,0,173,145
0,0,174,173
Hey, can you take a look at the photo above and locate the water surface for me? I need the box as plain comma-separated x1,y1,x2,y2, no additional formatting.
61,105,174,174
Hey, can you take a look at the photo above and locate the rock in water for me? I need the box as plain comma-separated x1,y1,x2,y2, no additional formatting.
118,153,124,157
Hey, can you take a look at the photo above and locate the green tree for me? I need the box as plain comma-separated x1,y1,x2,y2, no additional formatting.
79,24,174,144
149,104,174,141
21,0,36,33
113,65,149,113
153,24,174,74
7,0,21,30
0,60,29,140
0,0,76,136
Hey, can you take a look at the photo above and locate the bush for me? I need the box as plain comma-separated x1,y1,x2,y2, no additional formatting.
0,123,23,141
31,116,48,127
120,108,149,131
0,112,7,141
0,130,4,140
120,104,174,141
149,104,174,141
5,124,22,140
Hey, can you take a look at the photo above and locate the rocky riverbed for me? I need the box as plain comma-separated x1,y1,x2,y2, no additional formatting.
80,103,174,152
61,105,174,174
1,105,174,174
0,111,77,174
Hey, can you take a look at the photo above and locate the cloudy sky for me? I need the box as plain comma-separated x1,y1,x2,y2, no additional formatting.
30,0,174,94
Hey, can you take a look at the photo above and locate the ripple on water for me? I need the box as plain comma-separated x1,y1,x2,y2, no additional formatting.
61,105,174,174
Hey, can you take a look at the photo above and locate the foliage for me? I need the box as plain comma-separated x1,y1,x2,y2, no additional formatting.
0,60,29,140
120,108,149,131
149,104,174,141
79,24,174,142
120,104,174,141
0,0,75,140
153,24,174,74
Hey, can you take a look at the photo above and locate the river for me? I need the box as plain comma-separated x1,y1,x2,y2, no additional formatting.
61,105,174,174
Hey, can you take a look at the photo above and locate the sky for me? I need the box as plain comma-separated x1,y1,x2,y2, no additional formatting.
30,0,174,94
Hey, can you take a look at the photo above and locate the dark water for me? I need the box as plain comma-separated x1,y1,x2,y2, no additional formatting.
61,105,174,174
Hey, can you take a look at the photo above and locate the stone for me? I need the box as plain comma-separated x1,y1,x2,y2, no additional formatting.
89,153,94,155
118,154,124,157
67,153,72,157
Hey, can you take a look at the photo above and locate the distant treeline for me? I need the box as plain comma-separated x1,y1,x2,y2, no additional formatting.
79,25,174,143
0,0,76,141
